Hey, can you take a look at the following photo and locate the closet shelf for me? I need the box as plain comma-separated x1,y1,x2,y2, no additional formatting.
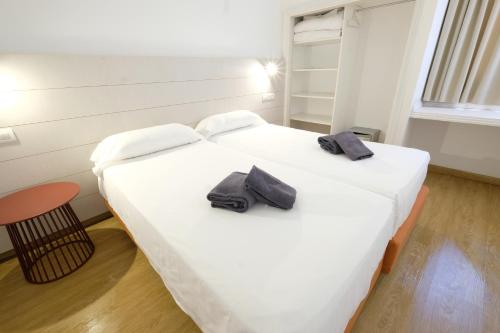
290,113,331,126
291,92,335,100
293,68,337,72
294,36,341,46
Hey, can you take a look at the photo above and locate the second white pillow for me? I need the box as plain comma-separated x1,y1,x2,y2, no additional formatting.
195,111,267,139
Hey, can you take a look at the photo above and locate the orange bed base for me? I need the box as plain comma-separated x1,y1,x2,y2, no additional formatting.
344,259,382,333
382,185,429,273
103,185,429,332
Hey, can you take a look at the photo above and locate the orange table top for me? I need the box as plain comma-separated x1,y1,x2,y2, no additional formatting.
0,182,80,225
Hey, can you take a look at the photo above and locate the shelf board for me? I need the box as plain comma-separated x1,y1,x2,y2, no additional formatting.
290,113,331,126
291,92,335,100
293,67,337,72
411,106,500,127
294,36,341,46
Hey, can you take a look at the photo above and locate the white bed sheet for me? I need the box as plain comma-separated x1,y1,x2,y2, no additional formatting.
209,124,430,235
102,140,394,333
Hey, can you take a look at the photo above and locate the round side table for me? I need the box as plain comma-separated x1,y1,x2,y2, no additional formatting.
0,182,95,284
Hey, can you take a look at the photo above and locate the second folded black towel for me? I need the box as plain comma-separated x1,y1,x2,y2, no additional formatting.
245,166,297,210
334,131,374,161
318,135,343,154
318,131,374,161
207,172,257,213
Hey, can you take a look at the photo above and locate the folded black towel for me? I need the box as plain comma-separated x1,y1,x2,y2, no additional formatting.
245,166,296,210
318,135,344,154
207,172,257,213
334,131,374,161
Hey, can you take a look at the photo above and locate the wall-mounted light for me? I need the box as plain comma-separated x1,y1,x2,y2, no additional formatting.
265,62,279,77
250,60,280,92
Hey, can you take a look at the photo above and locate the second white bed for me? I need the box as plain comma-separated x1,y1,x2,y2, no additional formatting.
207,123,430,235
101,140,394,333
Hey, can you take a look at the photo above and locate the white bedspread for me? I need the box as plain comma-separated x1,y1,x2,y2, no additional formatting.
102,141,394,333
209,124,430,234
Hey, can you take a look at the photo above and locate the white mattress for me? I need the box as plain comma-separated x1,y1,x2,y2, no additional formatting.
209,124,430,234
101,140,394,333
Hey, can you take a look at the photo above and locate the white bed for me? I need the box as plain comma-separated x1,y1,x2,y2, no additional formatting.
207,123,430,235
100,140,395,333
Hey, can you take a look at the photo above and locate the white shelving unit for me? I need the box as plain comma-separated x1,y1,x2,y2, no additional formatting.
283,5,358,133
292,68,338,72
291,92,335,100
289,113,332,125
283,0,419,141
293,36,341,46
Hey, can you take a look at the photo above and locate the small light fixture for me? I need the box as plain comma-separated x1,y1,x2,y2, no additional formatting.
265,62,278,76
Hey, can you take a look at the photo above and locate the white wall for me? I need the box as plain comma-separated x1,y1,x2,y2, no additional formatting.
351,2,414,141
384,0,500,178
0,0,285,254
0,55,284,253
406,119,500,178
281,0,309,10
0,0,281,58
280,0,345,11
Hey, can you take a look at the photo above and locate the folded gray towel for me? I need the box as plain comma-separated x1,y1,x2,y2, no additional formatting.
334,131,374,161
245,166,296,210
318,135,343,154
207,172,257,213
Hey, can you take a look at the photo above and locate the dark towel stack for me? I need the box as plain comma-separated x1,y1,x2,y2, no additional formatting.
318,135,343,154
318,131,374,161
207,166,296,213
245,166,297,210
207,172,257,213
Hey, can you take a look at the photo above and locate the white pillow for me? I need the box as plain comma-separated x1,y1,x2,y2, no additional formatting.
195,111,267,138
91,123,202,169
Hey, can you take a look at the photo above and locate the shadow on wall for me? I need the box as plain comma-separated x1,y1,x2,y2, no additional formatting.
0,228,136,332
406,118,500,178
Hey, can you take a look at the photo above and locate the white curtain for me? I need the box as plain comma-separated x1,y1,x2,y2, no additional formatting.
423,0,499,106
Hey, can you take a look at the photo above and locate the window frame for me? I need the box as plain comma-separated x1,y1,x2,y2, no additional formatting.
409,0,500,127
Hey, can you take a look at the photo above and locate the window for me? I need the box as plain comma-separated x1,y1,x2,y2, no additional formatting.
422,0,499,111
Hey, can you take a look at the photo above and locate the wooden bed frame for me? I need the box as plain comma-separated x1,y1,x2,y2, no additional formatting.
104,185,429,333
382,185,429,273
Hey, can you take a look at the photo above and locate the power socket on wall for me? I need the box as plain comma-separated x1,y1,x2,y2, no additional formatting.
262,93,275,102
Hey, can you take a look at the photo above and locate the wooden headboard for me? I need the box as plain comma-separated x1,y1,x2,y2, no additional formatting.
0,54,283,249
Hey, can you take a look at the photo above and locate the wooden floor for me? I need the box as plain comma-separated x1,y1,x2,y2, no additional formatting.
0,172,498,333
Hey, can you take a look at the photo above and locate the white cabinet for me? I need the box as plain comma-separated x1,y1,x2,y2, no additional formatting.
283,0,416,140
285,9,345,134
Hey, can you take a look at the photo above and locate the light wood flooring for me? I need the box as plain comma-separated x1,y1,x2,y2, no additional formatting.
0,172,498,333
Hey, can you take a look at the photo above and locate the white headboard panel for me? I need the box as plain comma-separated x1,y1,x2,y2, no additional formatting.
0,54,283,252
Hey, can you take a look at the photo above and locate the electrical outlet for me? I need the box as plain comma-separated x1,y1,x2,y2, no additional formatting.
262,93,275,102
0,128,17,144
